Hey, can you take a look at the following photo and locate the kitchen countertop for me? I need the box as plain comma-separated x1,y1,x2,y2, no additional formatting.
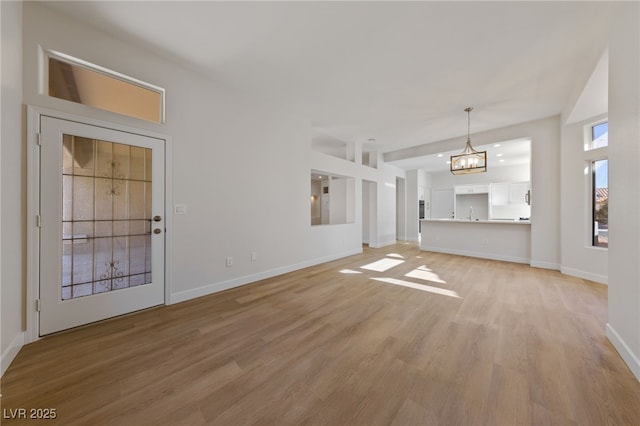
421,218,531,225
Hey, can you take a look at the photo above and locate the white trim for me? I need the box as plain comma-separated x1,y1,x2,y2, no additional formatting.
530,260,560,270
171,248,363,304
560,266,608,285
26,108,41,343
26,106,173,342
420,246,530,264
606,323,640,382
1,332,25,378
369,240,397,249
406,237,420,243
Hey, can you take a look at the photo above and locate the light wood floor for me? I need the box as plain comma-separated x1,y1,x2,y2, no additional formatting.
2,243,640,425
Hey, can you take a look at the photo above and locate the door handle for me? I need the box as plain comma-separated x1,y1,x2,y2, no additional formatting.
153,228,162,234
153,215,162,222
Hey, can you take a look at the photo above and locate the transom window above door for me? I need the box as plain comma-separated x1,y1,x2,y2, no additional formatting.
46,50,165,123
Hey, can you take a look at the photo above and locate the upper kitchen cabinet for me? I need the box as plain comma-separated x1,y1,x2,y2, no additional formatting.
454,184,490,194
509,182,531,206
491,182,530,206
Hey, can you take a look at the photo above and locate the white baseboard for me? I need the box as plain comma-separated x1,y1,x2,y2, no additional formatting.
560,266,608,285
1,332,25,378
606,323,640,382
170,248,363,304
407,237,419,243
530,260,560,271
420,246,530,264
369,240,397,249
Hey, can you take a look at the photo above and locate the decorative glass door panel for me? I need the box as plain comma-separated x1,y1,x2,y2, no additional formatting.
61,135,152,300
39,116,165,336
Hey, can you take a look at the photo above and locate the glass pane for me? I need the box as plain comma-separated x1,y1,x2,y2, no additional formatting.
113,180,129,220
128,220,146,236
593,159,608,248
130,274,146,287
63,135,74,175
62,286,72,301
60,135,153,300
113,236,130,279
48,56,164,124
145,234,152,272
62,243,72,287
62,175,73,221
62,222,73,242
129,236,146,275
129,181,146,219
94,221,113,238
72,240,94,285
94,280,111,294
73,176,95,221
145,148,152,182
145,182,152,219
73,137,95,177
113,143,131,180
94,237,113,282
94,177,113,221
114,220,130,237
73,283,93,298
96,141,113,179
585,122,608,151
130,147,146,181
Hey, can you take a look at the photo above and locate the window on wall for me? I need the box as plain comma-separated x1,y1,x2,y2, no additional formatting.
592,159,608,248
585,121,608,151
47,51,165,123
585,120,608,248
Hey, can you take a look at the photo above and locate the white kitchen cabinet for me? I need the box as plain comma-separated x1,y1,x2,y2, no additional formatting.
509,182,531,206
454,184,489,194
490,182,530,206
490,183,509,205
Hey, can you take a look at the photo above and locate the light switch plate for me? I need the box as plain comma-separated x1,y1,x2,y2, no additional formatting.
174,204,187,215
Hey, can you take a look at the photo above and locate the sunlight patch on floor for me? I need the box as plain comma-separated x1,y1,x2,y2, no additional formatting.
340,269,363,274
405,265,447,284
371,277,461,299
386,253,405,259
360,258,405,272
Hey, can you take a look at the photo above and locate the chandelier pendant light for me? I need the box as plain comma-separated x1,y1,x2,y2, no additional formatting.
450,107,487,175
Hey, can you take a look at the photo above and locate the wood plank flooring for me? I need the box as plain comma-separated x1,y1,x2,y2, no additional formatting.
2,242,639,425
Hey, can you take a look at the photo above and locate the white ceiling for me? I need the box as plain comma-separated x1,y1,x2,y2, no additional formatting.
42,1,613,162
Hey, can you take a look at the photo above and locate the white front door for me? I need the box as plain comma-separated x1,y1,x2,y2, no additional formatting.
39,116,165,335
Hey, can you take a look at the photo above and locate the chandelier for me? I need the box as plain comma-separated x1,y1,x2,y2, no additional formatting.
450,107,487,175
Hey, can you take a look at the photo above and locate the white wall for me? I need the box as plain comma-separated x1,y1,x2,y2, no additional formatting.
560,115,608,284
607,2,640,381
19,3,405,322
329,177,350,224
405,170,419,241
1,0,25,377
429,163,530,188
396,177,406,240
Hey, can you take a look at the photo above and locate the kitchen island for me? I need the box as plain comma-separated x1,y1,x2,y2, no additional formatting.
419,218,531,264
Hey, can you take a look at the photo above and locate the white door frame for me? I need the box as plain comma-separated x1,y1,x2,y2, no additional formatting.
26,106,173,343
